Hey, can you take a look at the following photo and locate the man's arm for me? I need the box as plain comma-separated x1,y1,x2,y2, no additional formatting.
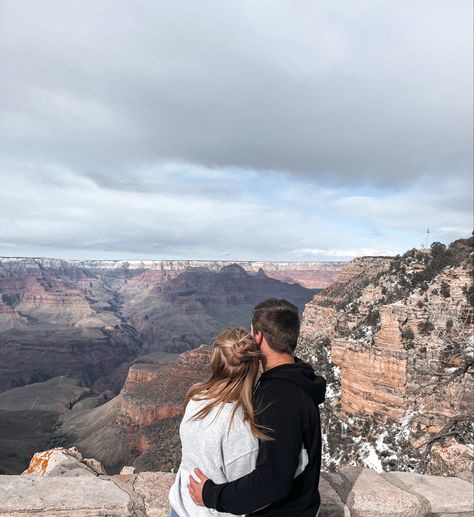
199,387,303,514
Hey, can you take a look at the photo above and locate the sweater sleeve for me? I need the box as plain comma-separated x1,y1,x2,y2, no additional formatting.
202,387,303,514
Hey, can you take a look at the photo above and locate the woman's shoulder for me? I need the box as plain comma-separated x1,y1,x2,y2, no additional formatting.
184,398,245,425
186,397,238,413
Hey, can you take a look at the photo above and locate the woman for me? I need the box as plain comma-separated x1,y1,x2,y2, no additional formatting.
169,327,270,517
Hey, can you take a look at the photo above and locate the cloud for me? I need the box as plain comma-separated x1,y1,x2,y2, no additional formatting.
298,248,399,259
0,156,470,261
334,175,473,242
0,159,319,259
0,1,471,261
0,0,472,187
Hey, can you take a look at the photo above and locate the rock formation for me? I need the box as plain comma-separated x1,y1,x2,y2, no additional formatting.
58,347,211,473
116,346,210,431
297,238,474,473
23,447,106,477
0,258,141,394
119,263,319,353
426,439,473,483
72,258,345,288
0,258,320,394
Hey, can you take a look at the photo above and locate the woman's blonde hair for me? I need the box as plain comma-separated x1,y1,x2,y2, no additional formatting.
184,327,271,441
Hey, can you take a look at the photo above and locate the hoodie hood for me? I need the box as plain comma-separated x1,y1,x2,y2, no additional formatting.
260,358,326,405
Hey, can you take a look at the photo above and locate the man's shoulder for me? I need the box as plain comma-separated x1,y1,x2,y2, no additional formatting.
254,376,303,408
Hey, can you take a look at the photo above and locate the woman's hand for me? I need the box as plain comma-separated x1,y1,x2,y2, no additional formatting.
188,468,209,506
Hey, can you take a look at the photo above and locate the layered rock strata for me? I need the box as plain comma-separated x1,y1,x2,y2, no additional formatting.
59,347,210,472
120,263,318,353
116,346,210,431
0,258,141,393
70,258,345,289
297,239,474,472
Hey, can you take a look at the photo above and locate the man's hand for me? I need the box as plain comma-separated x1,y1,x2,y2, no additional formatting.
188,468,209,507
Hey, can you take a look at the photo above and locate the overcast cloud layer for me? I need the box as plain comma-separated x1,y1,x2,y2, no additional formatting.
0,0,472,260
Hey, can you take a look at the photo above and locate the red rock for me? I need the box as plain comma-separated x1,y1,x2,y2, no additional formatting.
116,346,210,431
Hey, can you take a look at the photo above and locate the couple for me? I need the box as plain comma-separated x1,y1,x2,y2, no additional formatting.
169,298,326,516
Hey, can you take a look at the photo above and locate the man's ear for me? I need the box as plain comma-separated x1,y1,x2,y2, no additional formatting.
254,331,263,348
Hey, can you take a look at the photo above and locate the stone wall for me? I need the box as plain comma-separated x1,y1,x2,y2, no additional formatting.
1,447,472,516
1,468,472,516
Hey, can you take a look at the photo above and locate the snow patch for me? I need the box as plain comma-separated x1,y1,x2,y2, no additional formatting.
360,442,383,472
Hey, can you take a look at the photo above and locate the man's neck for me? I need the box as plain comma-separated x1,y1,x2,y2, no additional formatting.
262,353,294,371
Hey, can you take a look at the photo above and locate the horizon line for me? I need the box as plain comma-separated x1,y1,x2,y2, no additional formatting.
0,255,354,264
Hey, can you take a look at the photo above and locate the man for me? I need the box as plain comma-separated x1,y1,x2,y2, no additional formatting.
188,298,326,516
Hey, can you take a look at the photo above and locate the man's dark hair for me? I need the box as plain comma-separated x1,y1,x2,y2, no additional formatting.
251,298,300,354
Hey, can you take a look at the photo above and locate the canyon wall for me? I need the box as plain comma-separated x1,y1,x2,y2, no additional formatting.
58,346,210,473
0,256,326,474
297,238,474,472
0,257,323,395
116,346,210,431
71,258,345,288
0,258,141,393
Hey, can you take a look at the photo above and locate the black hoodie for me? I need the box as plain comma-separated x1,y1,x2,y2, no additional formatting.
202,359,326,516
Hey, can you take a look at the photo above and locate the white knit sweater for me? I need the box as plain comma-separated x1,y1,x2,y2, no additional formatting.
169,398,258,517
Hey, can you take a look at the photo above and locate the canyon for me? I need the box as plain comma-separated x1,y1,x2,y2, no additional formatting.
72,258,344,289
1,239,472,480
0,257,329,473
58,346,211,473
0,258,324,394
49,239,474,479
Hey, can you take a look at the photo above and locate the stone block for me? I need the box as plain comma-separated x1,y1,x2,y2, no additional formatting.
0,475,131,516
133,471,175,517
320,474,351,516
327,467,431,517
385,471,474,516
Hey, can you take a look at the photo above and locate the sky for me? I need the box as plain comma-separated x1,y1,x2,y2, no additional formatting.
0,0,472,261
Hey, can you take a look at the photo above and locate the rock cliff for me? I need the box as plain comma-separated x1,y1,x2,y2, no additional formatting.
58,347,210,473
116,346,210,431
0,257,320,395
0,258,141,393
297,238,474,473
72,258,344,288
119,263,318,353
